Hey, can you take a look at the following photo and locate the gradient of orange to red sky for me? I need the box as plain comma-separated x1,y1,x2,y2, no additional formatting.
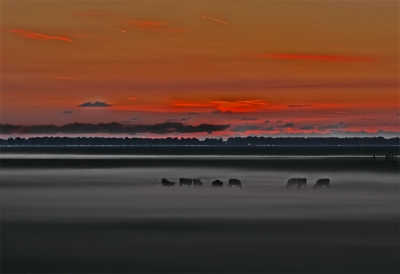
1,1,399,138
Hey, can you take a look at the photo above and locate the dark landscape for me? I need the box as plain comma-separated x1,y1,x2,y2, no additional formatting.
1,145,399,273
1,1,399,273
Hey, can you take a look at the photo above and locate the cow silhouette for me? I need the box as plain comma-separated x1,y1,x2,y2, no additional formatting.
286,178,307,188
193,178,203,187
314,178,330,188
162,178,175,186
212,180,223,187
228,178,242,188
179,178,192,187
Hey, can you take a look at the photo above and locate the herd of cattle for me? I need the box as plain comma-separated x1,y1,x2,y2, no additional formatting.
162,177,330,188
286,178,330,188
162,178,242,187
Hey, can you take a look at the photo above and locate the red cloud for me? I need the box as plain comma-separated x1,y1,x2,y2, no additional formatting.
8,29,72,42
171,100,267,112
172,102,214,107
242,53,374,62
211,100,268,112
236,100,267,106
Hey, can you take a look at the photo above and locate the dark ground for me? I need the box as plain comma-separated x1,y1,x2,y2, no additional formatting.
1,146,399,273
2,219,399,273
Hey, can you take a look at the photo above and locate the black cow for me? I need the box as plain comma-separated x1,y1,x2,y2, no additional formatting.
286,178,307,188
179,178,193,186
162,178,175,186
228,178,242,188
193,178,203,187
212,180,223,187
314,178,330,188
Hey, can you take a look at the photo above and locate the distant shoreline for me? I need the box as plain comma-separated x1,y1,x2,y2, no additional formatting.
1,146,398,171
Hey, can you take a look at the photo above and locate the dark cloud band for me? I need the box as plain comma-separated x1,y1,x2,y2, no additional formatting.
78,101,111,107
0,122,229,135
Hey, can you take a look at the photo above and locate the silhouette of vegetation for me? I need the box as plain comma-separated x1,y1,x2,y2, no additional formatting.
0,136,398,146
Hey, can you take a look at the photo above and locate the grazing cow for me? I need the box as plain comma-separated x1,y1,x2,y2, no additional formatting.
162,178,175,186
286,178,296,188
297,178,307,188
314,178,330,188
179,178,192,187
228,178,242,188
193,178,203,187
212,180,223,187
286,178,307,188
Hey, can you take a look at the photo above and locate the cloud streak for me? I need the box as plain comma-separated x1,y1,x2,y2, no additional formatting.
165,118,188,122
173,102,214,107
241,118,258,121
231,125,260,132
8,29,72,42
210,100,268,112
107,25,126,33
78,101,111,107
288,104,313,108
230,124,279,133
276,123,295,128
0,122,230,135
300,125,314,130
202,15,229,25
318,122,348,130
172,99,268,112
236,100,267,106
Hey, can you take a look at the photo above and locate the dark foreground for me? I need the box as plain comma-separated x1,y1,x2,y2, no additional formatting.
2,219,398,273
1,150,399,273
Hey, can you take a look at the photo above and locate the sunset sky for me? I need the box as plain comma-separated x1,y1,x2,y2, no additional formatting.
1,1,399,138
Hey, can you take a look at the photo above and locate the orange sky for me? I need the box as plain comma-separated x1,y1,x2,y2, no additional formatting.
1,1,399,137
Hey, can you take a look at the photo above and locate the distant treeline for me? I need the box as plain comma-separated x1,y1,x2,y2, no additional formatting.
0,136,399,146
